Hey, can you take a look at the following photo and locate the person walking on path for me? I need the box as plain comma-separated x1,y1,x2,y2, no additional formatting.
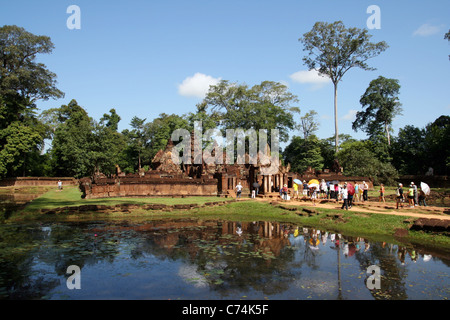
408,184,415,208
379,184,385,203
303,181,308,197
354,184,359,202
236,182,243,199
293,183,299,200
282,184,289,200
347,183,354,208
310,186,317,206
411,182,418,206
362,181,369,202
396,183,404,209
341,184,349,210
418,188,428,206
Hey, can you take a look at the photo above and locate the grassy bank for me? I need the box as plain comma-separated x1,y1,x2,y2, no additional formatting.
4,186,450,251
20,186,231,210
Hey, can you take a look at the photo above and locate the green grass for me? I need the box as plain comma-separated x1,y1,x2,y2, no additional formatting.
23,186,230,211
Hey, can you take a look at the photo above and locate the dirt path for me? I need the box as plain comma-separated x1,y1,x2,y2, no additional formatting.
247,196,450,221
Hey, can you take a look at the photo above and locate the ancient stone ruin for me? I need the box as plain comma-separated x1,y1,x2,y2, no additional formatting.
80,134,371,199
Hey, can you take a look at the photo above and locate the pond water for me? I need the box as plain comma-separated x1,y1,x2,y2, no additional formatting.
0,218,449,300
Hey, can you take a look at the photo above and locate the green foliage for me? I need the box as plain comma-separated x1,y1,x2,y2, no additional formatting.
423,116,450,175
337,140,398,185
49,100,96,178
202,80,299,143
353,76,402,145
0,25,63,178
390,125,426,175
390,116,449,175
283,135,324,174
298,110,319,140
0,121,42,177
145,113,191,163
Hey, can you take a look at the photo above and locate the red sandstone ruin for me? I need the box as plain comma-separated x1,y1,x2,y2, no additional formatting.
79,134,372,199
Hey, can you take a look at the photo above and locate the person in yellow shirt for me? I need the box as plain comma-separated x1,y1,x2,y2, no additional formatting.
293,183,299,200
408,185,415,208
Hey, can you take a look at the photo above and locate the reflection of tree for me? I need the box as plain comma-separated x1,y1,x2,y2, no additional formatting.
2,219,448,300
354,242,408,300
0,224,60,299
129,220,300,297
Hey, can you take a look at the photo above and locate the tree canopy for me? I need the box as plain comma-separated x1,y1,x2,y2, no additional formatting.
0,25,64,178
353,76,402,145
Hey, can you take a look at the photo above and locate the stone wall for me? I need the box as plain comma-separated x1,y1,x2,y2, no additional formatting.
0,177,78,187
398,175,448,188
81,177,219,199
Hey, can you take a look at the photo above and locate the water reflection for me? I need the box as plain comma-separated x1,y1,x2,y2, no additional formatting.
0,219,448,300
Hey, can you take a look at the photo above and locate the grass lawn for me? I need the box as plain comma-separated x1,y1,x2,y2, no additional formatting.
23,186,230,211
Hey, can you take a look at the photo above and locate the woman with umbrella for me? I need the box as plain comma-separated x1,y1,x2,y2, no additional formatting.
252,182,260,196
418,182,430,206
308,180,319,206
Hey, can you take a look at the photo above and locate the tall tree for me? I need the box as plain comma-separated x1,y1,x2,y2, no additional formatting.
0,25,64,177
49,100,95,178
390,125,426,175
99,108,121,131
128,116,147,171
298,110,319,140
92,110,126,176
202,80,299,143
299,21,388,153
145,113,191,162
352,76,402,146
424,115,450,175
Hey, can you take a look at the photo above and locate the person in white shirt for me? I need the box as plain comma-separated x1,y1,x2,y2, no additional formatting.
236,182,243,199
341,184,349,210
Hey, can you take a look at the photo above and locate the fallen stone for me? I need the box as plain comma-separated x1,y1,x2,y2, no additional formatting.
302,208,318,215
174,204,192,210
394,228,409,237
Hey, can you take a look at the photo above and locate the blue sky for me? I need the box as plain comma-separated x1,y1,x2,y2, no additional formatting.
1,0,449,145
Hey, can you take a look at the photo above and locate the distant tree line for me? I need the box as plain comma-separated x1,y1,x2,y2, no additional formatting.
1,25,448,185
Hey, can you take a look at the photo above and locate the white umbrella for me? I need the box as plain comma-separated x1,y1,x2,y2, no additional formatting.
420,182,431,196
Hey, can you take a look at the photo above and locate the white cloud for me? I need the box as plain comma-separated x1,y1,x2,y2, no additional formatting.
341,109,357,121
413,23,444,37
178,73,221,98
289,69,331,89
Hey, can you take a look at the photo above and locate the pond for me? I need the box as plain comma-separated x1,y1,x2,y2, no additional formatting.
0,218,449,300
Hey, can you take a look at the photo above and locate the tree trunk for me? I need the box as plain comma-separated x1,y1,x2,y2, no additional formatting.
334,83,339,154
385,122,391,146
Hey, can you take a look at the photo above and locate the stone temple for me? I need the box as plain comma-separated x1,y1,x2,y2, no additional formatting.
79,132,371,199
